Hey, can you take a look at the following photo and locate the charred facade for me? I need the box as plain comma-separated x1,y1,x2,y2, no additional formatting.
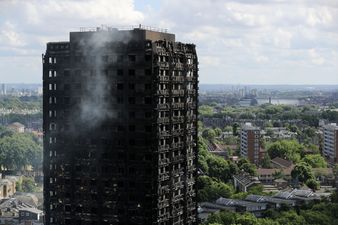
43,28,198,225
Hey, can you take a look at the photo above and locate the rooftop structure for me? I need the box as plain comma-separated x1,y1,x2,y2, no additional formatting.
245,194,296,208
270,157,293,169
233,174,261,192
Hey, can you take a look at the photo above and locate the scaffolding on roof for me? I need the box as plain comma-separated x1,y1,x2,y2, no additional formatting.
79,24,168,33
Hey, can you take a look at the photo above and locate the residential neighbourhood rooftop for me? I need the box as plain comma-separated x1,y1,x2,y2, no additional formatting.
271,157,293,168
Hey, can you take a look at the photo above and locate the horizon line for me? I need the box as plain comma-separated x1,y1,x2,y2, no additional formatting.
2,82,338,86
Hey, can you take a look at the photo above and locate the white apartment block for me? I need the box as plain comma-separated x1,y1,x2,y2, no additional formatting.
323,123,338,163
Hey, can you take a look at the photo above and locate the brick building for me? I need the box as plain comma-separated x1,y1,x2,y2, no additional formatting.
240,123,261,165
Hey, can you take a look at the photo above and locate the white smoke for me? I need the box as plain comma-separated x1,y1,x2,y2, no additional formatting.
71,30,132,130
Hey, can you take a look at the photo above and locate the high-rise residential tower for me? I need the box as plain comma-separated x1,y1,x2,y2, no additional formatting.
323,123,338,164
240,122,261,165
43,27,198,225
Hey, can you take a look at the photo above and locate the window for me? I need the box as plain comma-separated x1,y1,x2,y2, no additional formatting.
117,83,124,90
75,70,81,76
145,54,151,61
64,70,70,77
102,55,108,63
128,69,135,76
129,111,135,118
49,83,57,90
49,97,56,104
129,125,135,132
129,139,135,146
117,69,123,76
117,55,123,62
117,97,123,104
128,55,136,62
49,57,56,64
145,97,152,104
128,97,135,104
145,126,152,132
145,112,151,118
129,83,135,90
49,110,56,118
145,69,151,76
49,123,56,131
49,70,57,77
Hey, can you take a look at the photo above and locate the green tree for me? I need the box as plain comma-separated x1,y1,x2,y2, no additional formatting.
0,133,42,171
207,155,232,182
197,176,234,202
240,163,257,176
276,210,306,225
198,156,209,174
202,128,217,141
17,177,37,193
291,162,314,183
199,105,214,117
267,140,303,162
0,126,14,138
232,123,240,136
306,178,320,191
301,210,331,225
214,128,222,137
302,154,327,168
248,184,264,195
261,153,271,168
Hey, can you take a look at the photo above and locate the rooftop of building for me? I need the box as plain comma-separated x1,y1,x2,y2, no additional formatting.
18,207,43,214
8,122,25,128
69,24,176,43
257,167,293,176
245,194,296,205
233,174,260,186
216,197,267,208
274,189,320,200
241,122,260,131
271,157,293,168
323,123,338,130
79,24,169,34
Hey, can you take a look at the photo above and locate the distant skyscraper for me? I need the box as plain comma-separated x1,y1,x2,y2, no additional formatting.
323,123,338,163
1,83,6,95
240,123,261,165
43,27,198,225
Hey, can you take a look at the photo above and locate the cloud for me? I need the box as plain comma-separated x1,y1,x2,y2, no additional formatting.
1,0,144,48
0,21,26,47
0,0,337,84
142,0,338,84
0,0,144,82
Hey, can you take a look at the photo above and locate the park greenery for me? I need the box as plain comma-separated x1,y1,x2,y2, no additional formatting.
203,196,338,225
0,96,42,127
0,96,42,111
197,101,338,219
197,137,262,202
199,104,338,127
16,176,38,193
0,126,42,171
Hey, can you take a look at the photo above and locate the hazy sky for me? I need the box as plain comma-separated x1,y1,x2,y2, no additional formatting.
0,0,337,84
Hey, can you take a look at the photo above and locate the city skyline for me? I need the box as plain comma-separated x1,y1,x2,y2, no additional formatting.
0,0,338,84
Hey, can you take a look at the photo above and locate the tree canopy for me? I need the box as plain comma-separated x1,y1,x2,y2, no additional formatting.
267,140,304,162
0,132,42,170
